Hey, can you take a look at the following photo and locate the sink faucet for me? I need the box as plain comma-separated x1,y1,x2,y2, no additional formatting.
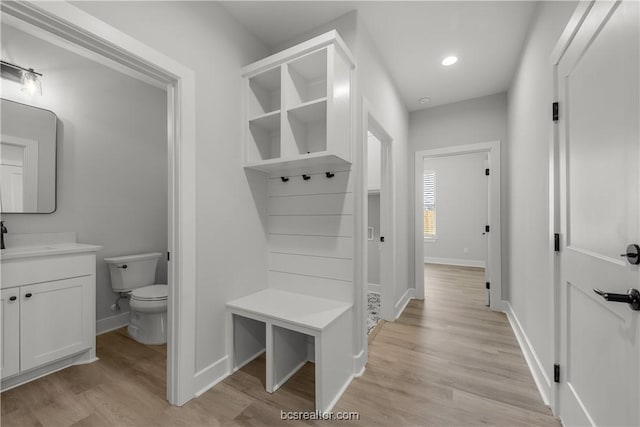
1,221,6,250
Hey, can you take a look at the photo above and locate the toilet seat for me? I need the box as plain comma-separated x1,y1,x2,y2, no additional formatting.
131,284,167,301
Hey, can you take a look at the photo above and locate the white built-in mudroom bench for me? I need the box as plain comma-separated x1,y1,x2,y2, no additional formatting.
227,29,357,413
227,289,352,413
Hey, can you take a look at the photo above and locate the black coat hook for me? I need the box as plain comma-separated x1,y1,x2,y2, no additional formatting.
280,176,289,182
325,172,335,178
302,174,311,181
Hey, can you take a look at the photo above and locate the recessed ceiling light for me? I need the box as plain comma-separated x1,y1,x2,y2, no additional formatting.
419,97,431,104
441,56,458,66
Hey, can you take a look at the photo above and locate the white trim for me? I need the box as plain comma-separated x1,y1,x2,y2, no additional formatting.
1,13,166,90
1,1,197,405
414,141,502,310
352,350,366,377
1,351,98,392
367,283,381,293
423,257,486,269
241,30,355,77
394,288,415,320
504,302,551,406
356,98,396,381
96,312,129,335
549,1,597,417
550,0,595,65
361,99,395,323
193,356,229,398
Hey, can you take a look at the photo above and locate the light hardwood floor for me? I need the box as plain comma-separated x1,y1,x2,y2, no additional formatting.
0,264,560,426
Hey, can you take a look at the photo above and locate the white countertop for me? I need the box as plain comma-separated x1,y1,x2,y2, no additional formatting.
1,243,102,260
227,288,352,331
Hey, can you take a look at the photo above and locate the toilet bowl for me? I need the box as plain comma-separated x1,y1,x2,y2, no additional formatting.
104,253,168,345
128,284,167,345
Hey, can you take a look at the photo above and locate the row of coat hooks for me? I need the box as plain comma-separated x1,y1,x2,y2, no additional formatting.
280,172,335,183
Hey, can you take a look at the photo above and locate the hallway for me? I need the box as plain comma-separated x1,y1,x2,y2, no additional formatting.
0,264,560,426
332,264,560,425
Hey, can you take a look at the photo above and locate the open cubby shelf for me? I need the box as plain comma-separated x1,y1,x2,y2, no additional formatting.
248,67,281,118
242,31,354,175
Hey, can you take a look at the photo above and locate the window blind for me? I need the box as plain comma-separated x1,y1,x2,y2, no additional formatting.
423,171,436,237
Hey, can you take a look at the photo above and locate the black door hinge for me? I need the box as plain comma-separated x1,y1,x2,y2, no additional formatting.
554,364,560,383
552,102,559,122
485,168,490,176
485,225,490,233
167,252,171,261
380,236,385,243
554,233,560,252
486,282,490,290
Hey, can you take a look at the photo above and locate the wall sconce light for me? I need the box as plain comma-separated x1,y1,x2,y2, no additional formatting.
1,60,43,95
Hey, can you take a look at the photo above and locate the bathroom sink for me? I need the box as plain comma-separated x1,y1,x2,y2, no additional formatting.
1,243,102,260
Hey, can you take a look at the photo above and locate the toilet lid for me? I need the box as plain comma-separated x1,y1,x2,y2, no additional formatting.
131,284,168,301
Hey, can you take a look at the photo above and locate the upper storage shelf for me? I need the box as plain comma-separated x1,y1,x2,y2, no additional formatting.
241,30,355,176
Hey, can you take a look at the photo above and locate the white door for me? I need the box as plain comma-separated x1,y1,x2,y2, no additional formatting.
557,1,639,425
0,289,20,379
0,164,24,212
20,277,93,371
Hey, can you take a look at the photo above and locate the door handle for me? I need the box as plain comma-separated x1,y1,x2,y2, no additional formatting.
593,288,640,311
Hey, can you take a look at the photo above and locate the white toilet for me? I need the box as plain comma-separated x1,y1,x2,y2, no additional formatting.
104,252,167,345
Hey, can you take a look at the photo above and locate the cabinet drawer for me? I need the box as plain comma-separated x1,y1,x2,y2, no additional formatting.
1,254,95,288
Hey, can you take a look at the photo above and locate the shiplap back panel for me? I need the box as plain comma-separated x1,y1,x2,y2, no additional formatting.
267,170,353,302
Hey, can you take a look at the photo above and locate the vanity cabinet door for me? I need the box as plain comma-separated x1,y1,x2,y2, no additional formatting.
0,289,20,379
20,277,93,372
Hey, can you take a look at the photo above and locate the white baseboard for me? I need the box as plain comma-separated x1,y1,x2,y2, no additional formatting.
352,349,366,377
504,302,551,406
96,311,129,335
394,288,415,319
424,256,486,268
193,355,229,398
367,283,381,293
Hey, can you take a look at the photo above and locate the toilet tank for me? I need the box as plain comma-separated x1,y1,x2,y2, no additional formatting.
104,252,162,292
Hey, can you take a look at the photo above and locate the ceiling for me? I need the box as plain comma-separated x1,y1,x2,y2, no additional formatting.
221,1,537,111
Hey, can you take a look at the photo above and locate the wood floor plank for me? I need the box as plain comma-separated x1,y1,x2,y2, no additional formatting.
1,264,559,426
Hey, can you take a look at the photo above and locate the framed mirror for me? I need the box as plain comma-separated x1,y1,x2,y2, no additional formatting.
1,98,57,213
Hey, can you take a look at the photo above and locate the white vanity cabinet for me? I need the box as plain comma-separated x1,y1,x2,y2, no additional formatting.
19,277,94,371
0,289,20,379
1,241,101,391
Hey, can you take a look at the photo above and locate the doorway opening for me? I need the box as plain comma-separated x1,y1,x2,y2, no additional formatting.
1,2,198,405
414,141,502,311
422,152,489,307
361,103,394,350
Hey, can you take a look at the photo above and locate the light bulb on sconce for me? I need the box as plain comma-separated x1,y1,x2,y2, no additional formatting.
0,61,43,96
21,69,42,96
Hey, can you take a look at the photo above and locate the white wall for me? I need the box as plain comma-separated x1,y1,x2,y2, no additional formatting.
367,132,381,191
357,20,411,312
367,193,380,286
73,1,270,375
507,0,577,401
423,152,488,267
0,24,167,325
267,171,354,303
367,133,381,287
409,92,508,295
